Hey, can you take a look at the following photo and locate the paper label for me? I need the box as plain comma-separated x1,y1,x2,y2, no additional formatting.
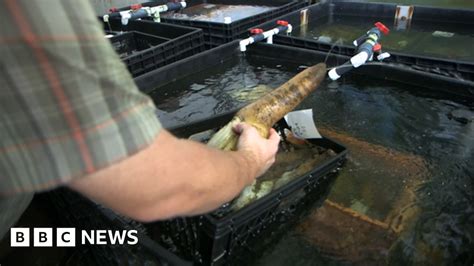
284,109,322,139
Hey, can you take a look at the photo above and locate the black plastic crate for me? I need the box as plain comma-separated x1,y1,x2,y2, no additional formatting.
109,31,169,58
157,0,308,48
98,39,473,265
47,188,192,266
144,112,347,265
256,0,474,81
136,41,474,120
136,40,473,129
103,18,205,77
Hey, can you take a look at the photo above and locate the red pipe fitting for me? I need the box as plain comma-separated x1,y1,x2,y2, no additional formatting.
131,4,142,10
375,22,390,35
250,28,264,35
373,43,382,52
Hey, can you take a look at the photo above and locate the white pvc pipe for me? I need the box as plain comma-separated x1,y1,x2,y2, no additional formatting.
267,35,273,44
239,38,252,52
239,24,292,52
350,51,369,68
114,2,187,25
149,1,187,13
377,52,391,61
120,11,132,25
328,68,341,80
150,5,168,13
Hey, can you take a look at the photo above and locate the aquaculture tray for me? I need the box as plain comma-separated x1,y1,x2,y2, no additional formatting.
145,112,347,265
136,41,474,111
134,41,472,265
256,0,474,81
102,18,205,77
108,31,168,58
156,0,308,48
47,188,192,266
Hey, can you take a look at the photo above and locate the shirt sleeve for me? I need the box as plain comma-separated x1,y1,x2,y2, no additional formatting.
0,1,162,196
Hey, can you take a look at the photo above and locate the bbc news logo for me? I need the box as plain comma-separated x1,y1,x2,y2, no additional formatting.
10,228,138,247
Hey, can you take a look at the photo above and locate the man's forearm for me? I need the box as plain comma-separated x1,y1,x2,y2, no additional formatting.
69,130,258,221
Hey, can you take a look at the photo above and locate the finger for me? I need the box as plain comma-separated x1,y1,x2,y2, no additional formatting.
232,123,245,134
237,123,257,138
268,128,281,144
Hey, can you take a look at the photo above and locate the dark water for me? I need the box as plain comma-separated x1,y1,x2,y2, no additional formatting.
149,55,296,128
293,15,474,62
255,76,474,265
162,4,276,23
150,55,474,264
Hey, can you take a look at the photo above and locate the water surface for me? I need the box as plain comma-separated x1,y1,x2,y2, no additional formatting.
162,4,276,23
150,55,474,264
149,55,297,128
293,15,474,62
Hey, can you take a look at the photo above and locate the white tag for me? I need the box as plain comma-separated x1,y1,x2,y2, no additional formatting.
284,109,322,139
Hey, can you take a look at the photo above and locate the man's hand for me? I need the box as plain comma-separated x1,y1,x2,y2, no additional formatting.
69,125,280,222
233,123,280,178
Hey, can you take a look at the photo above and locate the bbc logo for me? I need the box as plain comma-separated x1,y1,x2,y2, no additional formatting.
11,228,138,247
11,228,75,247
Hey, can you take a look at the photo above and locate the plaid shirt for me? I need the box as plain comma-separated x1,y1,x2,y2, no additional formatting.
0,0,162,236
